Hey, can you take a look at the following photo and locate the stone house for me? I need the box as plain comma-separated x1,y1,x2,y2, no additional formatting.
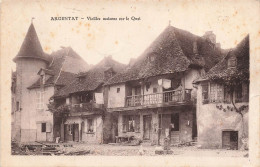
193,35,249,149
105,25,224,145
11,23,89,142
52,56,126,143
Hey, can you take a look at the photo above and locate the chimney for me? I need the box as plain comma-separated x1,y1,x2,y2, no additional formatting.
128,58,136,67
203,31,216,44
216,43,221,49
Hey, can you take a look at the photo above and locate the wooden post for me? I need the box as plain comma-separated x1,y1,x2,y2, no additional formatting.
79,122,81,142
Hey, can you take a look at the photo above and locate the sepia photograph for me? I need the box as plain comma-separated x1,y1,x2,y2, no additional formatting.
1,0,260,166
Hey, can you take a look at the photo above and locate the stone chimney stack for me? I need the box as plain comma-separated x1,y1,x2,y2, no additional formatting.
203,31,216,44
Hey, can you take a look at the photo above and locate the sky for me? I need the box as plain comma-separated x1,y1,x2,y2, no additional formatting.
1,0,256,70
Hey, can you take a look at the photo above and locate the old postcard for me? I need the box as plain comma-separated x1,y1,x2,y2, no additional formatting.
1,0,260,166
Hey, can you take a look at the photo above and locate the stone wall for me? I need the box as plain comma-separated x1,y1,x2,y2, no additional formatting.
196,83,249,149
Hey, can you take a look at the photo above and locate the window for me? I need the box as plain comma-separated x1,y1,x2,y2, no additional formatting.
153,88,158,93
36,91,44,110
242,83,249,102
201,83,209,104
123,115,140,132
171,113,179,131
79,76,85,82
148,54,155,62
11,79,16,93
117,88,120,93
209,83,224,103
228,57,237,68
68,124,72,135
224,87,231,103
41,123,46,132
235,84,243,103
79,95,84,103
16,101,20,111
87,119,94,133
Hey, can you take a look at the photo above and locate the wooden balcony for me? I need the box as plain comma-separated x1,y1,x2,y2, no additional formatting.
125,89,192,108
69,102,104,115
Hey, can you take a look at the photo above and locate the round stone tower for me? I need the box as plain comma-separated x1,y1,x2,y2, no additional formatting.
13,23,50,142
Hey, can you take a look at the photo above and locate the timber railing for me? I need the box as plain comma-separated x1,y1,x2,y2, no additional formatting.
125,89,192,107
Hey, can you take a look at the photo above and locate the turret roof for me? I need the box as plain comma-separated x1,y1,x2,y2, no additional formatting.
13,23,50,62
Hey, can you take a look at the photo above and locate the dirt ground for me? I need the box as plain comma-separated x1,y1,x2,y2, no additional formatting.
12,141,248,157
54,143,248,157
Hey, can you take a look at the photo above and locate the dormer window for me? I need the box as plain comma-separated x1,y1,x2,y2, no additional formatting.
148,54,156,62
104,68,116,80
228,57,237,68
40,74,45,85
78,76,85,82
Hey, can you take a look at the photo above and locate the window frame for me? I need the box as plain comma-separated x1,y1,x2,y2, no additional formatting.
209,82,224,103
227,57,237,68
16,101,20,111
41,123,46,133
235,84,243,103
122,115,140,133
117,88,120,93
87,119,94,133
36,90,45,110
201,83,209,104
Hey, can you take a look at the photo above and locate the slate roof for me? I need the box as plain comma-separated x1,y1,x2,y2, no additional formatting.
105,26,223,85
194,35,249,83
13,23,51,63
53,57,126,98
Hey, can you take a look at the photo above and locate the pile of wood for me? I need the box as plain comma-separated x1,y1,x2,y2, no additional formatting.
63,150,90,155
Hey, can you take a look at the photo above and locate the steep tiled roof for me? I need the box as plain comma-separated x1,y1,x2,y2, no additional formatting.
13,23,51,63
28,47,89,89
105,26,223,85
194,35,249,83
54,57,126,98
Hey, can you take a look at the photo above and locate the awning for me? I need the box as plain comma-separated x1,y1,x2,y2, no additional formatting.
64,118,83,124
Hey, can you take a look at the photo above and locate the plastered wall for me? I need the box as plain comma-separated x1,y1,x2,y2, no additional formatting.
196,84,249,149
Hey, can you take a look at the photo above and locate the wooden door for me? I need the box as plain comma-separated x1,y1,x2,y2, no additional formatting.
222,131,231,149
170,113,180,144
64,124,73,142
143,115,152,140
73,124,79,142
230,131,238,150
134,86,142,106
222,131,238,150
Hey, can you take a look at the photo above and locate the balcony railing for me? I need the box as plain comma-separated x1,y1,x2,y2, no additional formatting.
125,89,192,107
70,102,104,112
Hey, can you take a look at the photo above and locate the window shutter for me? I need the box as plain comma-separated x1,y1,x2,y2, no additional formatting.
224,87,231,103
93,119,96,133
135,115,140,132
122,115,128,132
201,83,209,103
84,120,88,133
81,121,85,133
217,84,224,102
46,123,52,132
242,83,249,102
210,83,217,102
235,84,243,102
